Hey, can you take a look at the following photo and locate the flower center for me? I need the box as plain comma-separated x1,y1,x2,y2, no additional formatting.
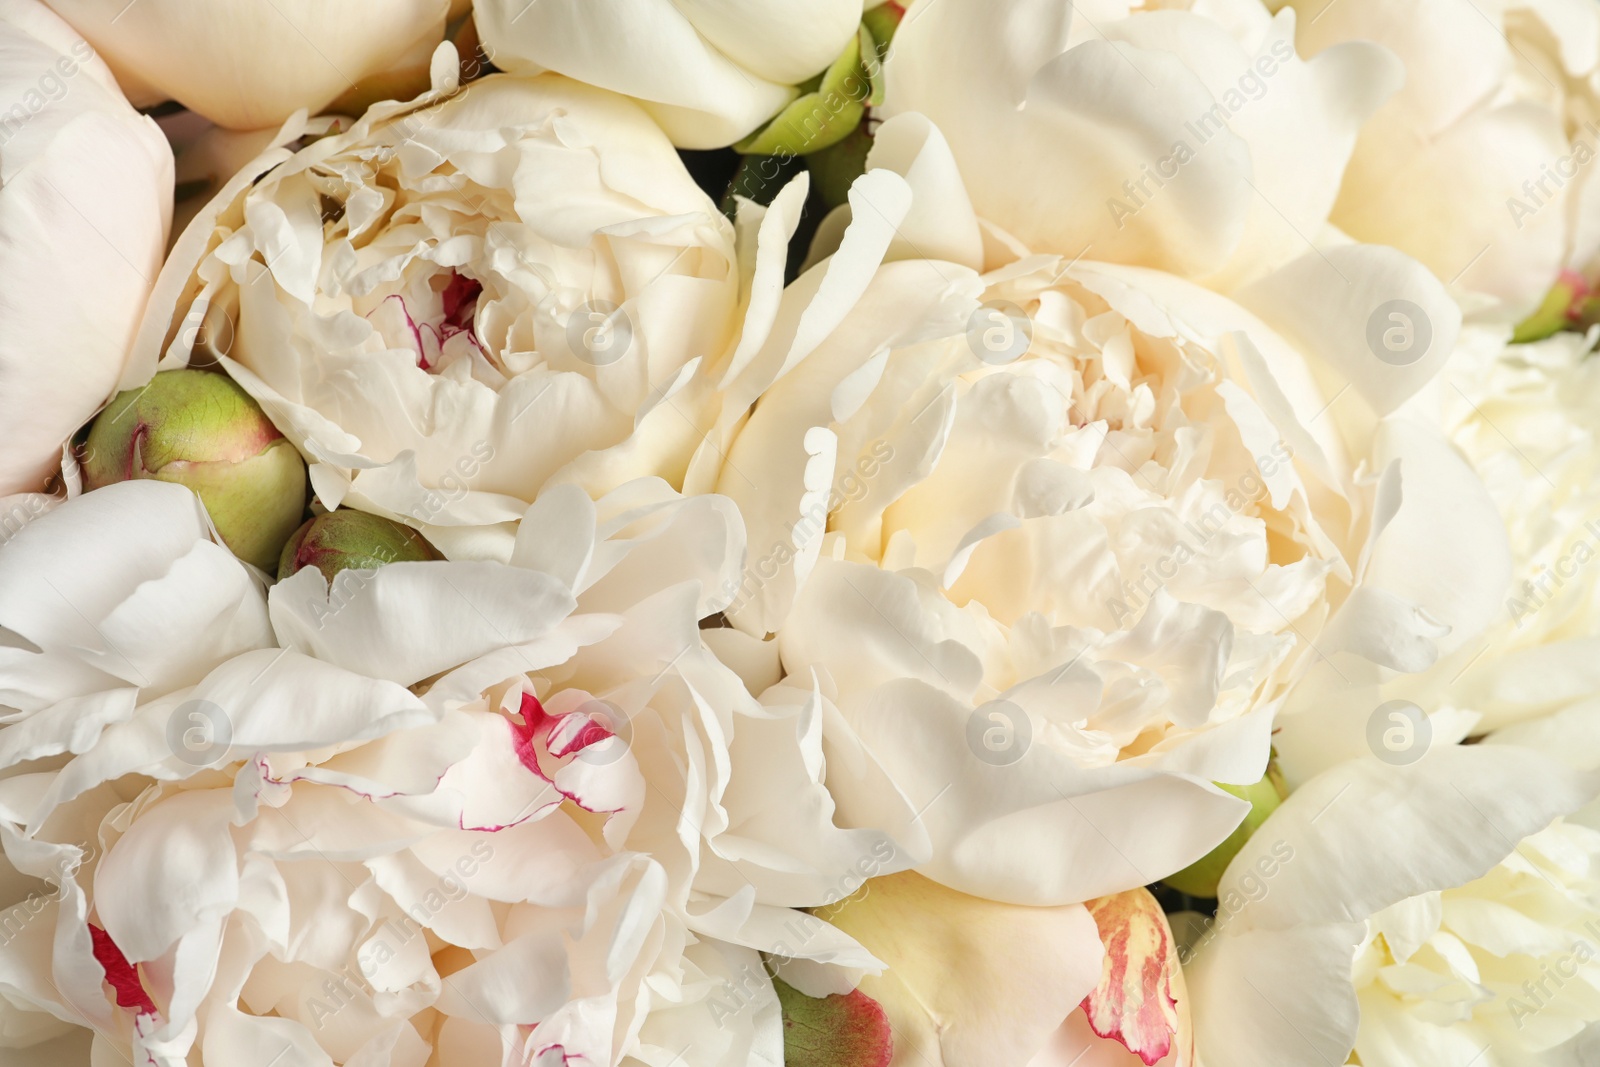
366,269,485,374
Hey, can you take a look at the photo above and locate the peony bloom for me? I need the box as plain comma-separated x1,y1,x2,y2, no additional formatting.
0,479,273,1061
132,54,744,559
42,0,453,130
0,476,906,1065
0,0,171,495
474,0,864,149
1431,324,1600,749
1348,814,1600,1064
1285,0,1600,318
695,121,1503,907
1180,320,1600,1065
1268,321,1600,783
878,0,1401,289
1184,744,1600,1067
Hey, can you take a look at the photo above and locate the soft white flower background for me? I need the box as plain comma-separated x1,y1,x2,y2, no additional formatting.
3,1,1600,1066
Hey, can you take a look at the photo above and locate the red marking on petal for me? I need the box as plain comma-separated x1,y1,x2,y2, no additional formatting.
1080,888,1181,1066
511,692,557,781
437,271,484,356
126,423,148,480
442,272,482,328
514,692,614,759
508,692,624,816
548,715,615,759
370,294,430,370
90,924,158,1018
531,1041,576,1066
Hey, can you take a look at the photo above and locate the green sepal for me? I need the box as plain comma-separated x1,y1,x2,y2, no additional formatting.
81,368,308,571
719,152,807,219
1511,276,1584,343
806,123,875,209
861,3,904,58
736,30,870,157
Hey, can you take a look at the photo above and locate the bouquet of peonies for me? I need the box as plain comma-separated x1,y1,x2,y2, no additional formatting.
5,0,1600,1064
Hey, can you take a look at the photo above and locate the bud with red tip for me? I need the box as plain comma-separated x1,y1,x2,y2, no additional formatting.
81,369,307,571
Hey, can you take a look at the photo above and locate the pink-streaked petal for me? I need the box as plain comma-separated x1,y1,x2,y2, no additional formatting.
1081,888,1181,1066
507,692,634,816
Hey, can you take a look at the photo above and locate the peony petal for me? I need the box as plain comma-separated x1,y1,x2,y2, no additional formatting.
824,871,1105,1067
1080,888,1183,1066
1189,921,1365,1067
1217,744,1599,932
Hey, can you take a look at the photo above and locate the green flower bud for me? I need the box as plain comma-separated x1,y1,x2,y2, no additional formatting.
774,976,892,1067
82,369,307,571
1162,765,1288,899
861,3,904,55
277,510,443,584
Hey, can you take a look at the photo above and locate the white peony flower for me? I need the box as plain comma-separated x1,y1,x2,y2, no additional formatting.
1284,0,1600,317
0,477,906,1066
132,56,744,559
688,122,1505,909
42,0,454,130
1182,322,1600,1066
474,0,865,149
0,0,172,495
1349,815,1600,1065
1268,322,1600,782
878,0,1401,289
0,479,273,1061
1185,744,1600,1067
1434,326,1600,747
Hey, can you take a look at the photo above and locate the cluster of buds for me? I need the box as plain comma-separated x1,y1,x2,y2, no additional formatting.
81,369,440,578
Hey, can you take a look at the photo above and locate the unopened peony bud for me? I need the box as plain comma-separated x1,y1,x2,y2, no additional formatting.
277,510,443,583
1161,766,1287,899
82,369,307,571
773,977,893,1067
